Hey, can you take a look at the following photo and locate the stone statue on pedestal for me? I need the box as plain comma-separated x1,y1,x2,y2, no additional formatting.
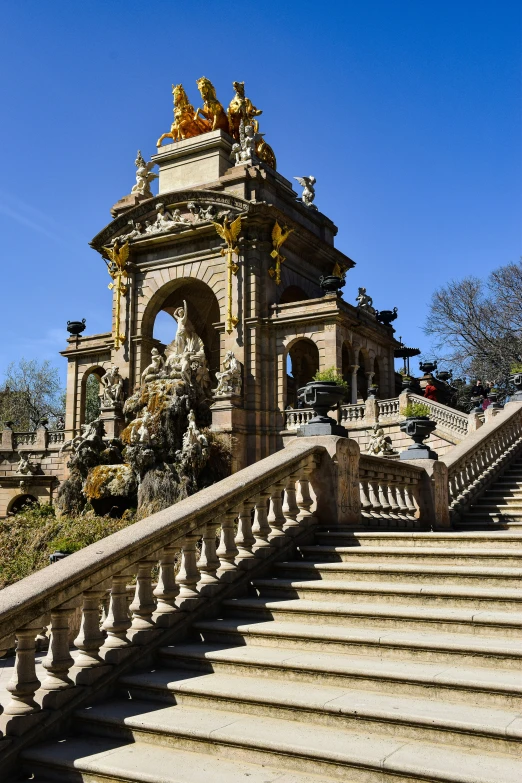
165,301,210,391
231,122,259,167
141,348,165,385
215,351,242,397
356,287,376,316
294,176,317,209
100,366,124,406
367,421,397,457
131,151,158,199
16,454,39,475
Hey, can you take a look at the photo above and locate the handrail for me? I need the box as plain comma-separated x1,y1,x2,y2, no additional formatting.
408,393,469,438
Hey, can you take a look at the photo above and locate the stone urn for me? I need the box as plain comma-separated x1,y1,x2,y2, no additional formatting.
487,389,502,410
67,318,86,337
509,373,522,402
319,275,343,296
376,307,398,326
401,376,416,391
399,416,438,460
297,381,347,436
436,370,452,382
419,360,437,375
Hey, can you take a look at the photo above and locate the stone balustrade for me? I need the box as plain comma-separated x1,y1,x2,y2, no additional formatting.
442,401,522,521
377,398,400,420
359,454,423,526
0,437,358,749
339,403,366,425
408,393,469,439
12,432,37,448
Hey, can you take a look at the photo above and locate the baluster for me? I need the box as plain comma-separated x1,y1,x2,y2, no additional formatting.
101,570,134,656
378,481,392,517
282,474,301,535
395,482,409,519
153,544,181,625
41,603,77,695
367,480,382,517
387,482,401,519
176,532,203,610
216,511,239,581
267,482,287,546
296,465,316,526
198,522,221,593
252,491,272,555
4,618,43,715
129,558,158,641
404,481,418,518
359,479,373,519
235,501,256,566
73,586,109,678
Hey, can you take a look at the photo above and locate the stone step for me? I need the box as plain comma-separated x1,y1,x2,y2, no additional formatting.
118,667,522,756
274,560,522,588
222,596,522,639
313,530,522,549
158,642,522,710
195,617,522,669
67,698,522,783
22,736,338,783
470,504,522,514
251,578,522,612
300,545,522,566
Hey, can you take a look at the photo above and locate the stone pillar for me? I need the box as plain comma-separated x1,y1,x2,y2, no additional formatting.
364,396,379,424
399,389,411,415
406,459,450,529
210,395,247,471
99,404,125,439
350,365,359,404
467,410,483,432
1,423,13,452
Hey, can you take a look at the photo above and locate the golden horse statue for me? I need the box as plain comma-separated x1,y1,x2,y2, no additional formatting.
194,77,230,133
157,84,207,147
227,81,263,141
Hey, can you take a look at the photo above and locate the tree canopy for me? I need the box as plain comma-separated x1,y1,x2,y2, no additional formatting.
0,358,65,430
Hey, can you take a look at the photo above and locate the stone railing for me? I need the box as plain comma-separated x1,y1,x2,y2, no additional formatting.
12,432,37,448
285,408,313,430
0,437,360,760
47,431,66,446
442,401,522,520
377,398,400,420
285,402,369,431
359,454,449,528
339,403,366,425
408,393,469,440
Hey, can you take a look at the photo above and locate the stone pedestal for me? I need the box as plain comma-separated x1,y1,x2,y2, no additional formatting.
99,404,125,440
210,396,247,471
152,130,234,193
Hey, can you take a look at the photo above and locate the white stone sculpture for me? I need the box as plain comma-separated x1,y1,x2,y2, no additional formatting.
100,366,124,406
367,421,397,457
131,150,158,198
294,176,317,209
141,348,165,385
187,202,215,223
16,454,39,475
165,301,211,392
59,419,105,455
231,121,259,167
215,351,242,397
356,287,376,316
181,409,208,452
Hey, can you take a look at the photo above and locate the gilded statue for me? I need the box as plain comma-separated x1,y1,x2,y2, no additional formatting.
194,77,229,133
227,81,262,141
157,84,207,147
102,240,130,349
212,215,242,333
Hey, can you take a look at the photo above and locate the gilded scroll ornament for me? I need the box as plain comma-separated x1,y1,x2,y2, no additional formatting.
212,215,242,333
195,77,229,133
268,221,294,286
157,84,207,147
102,240,130,349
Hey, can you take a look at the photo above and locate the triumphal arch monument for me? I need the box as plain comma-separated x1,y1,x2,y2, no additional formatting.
61,77,398,469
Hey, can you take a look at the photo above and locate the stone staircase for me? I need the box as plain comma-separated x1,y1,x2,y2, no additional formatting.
22,528,522,783
459,456,522,529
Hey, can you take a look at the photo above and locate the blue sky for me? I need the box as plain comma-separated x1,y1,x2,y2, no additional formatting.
0,0,520,384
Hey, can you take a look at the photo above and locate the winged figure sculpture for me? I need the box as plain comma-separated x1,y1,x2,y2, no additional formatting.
212,214,242,251
294,175,317,209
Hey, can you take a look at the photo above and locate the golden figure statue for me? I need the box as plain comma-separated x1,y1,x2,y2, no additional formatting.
269,221,294,285
195,77,230,133
157,84,207,147
227,81,262,141
212,215,242,333
102,241,130,349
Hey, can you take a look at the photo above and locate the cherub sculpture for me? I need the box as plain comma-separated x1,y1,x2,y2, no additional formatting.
141,347,165,385
131,151,158,199
367,421,397,457
356,287,376,315
16,454,39,475
215,351,242,397
294,176,317,209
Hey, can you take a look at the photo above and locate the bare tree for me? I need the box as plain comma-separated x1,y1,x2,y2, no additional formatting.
0,359,65,430
425,260,522,389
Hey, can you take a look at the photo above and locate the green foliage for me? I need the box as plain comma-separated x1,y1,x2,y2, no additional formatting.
312,367,349,393
85,373,101,424
403,402,430,418
0,503,136,588
0,358,65,430
510,363,522,373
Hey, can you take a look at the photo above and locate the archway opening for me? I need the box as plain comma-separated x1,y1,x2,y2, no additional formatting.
8,494,38,515
146,279,221,380
81,367,105,425
373,357,382,397
280,286,309,305
357,351,367,401
286,339,319,408
342,342,354,398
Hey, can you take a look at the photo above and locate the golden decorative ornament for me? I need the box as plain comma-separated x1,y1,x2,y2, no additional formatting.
157,84,207,147
227,81,263,141
195,77,230,133
212,215,243,333
268,221,294,285
102,241,130,349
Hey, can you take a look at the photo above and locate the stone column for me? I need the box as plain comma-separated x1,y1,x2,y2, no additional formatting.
350,365,359,404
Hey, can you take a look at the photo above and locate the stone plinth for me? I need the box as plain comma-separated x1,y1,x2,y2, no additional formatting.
99,404,125,439
210,396,246,471
152,131,234,193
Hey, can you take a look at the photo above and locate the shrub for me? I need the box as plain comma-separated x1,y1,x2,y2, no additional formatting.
403,402,430,418
312,367,349,393
510,363,522,373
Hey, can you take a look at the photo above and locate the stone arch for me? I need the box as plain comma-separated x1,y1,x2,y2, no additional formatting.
285,337,320,408
279,285,309,305
80,365,106,426
8,493,38,514
140,278,221,379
